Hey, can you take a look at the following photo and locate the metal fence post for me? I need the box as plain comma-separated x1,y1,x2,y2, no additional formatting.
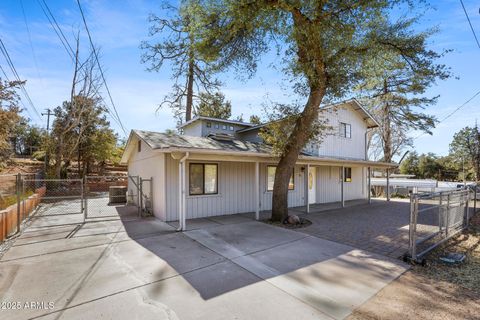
139,177,143,217
409,193,419,261
474,185,477,213
446,193,450,237
84,177,88,220
438,192,443,233
81,178,85,221
465,190,470,228
16,173,21,234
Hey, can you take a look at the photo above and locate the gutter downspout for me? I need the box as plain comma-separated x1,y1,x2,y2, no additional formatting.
177,152,190,231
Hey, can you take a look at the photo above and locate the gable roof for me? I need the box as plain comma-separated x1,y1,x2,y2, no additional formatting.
237,99,379,134
178,116,255,129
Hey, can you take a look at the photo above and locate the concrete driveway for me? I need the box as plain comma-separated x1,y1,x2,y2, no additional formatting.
0,205,408,320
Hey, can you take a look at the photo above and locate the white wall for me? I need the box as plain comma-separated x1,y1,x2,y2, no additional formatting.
127,138,166,220
317,106,368,160
315,165,366,203
165,156,307,221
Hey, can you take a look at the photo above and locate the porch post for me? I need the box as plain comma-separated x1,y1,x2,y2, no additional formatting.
386,168,391,202
255,161,260,220
181,161,187,229
367,166,371,204
341,166,345,208
306,164,310,213
178,161,183,230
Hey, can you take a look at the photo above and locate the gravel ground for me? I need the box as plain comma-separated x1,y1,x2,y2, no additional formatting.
349,213,480,320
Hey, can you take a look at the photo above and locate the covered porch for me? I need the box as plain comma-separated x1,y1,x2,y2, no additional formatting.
171,151,396,231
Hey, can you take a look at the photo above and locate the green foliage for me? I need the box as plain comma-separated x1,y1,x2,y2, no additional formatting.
449,124,480,180
0,78,24,163
249,115,262,125
48,95,118,177
194,92,232,119
356,18,450,162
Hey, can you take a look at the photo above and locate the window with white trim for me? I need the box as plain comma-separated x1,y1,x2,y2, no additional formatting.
267,166,294,191
339,122,351,138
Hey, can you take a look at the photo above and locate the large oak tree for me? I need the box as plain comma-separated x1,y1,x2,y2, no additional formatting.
190,0,442,221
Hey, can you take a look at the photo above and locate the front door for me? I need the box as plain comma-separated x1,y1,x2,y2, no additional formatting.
308,167,316,204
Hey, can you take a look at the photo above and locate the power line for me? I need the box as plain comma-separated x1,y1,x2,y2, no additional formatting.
37,0,126,134
20,0,42,82
76,0,127,136
0,38,41,121
459,0,480,49
36,0,74,60
413,88,480,140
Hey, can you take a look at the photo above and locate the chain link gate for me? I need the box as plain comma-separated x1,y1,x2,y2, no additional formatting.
127,175,153,217
406,188,474,264
84,176,129,219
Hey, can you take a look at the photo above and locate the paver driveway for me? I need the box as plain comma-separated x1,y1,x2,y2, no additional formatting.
0,203,408,320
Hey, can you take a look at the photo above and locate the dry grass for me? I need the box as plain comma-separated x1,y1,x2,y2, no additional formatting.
414,213,480,294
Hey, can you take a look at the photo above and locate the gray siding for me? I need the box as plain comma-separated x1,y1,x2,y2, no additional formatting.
165,156,307,221
315,166,366,203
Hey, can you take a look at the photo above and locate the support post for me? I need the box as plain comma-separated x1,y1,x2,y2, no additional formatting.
341,166,345,208
255,162,260,220
367,167,371,204
306,164,310,213
386,168,391,201
139,177,144,218
137,176,141,217
181,161,186,230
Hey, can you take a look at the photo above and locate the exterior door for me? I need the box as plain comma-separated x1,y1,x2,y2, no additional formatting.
308,167,316,204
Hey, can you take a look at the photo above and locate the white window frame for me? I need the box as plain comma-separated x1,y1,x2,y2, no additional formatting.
339,122,351,138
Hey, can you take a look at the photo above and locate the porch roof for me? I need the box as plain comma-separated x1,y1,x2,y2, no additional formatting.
121,129,396,168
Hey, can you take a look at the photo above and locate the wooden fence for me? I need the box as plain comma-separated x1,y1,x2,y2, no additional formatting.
0,186,46,242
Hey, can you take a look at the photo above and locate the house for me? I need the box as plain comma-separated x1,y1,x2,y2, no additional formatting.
120,99,396,230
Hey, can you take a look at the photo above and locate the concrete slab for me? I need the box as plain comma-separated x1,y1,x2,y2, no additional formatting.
168,218,221,230
232,236,408,320
140,261,331,320
185,221,306,259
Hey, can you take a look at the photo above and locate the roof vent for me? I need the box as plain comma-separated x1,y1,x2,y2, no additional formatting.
207,133,235,141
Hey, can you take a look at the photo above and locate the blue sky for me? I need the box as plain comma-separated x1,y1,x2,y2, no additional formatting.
1,0,479,157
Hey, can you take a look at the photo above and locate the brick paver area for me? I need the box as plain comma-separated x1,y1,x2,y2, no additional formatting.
295,200,425,258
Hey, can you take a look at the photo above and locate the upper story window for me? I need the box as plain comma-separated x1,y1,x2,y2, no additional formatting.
222,124,227,130
344,167,352,182
206,122,212,128
137,140,141,152
339,122,351,138
214,123,219,129
189,163,218,195
267,165,294,191
229,125,234,131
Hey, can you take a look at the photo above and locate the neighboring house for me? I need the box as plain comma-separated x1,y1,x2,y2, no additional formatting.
120,99,395,229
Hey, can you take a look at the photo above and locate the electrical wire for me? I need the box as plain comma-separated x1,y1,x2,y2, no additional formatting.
76,0,127,136
459,0,480,49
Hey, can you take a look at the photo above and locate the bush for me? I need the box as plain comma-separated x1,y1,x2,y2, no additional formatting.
32,150,45,161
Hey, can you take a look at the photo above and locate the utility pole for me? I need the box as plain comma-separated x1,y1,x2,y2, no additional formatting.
41,109,54,175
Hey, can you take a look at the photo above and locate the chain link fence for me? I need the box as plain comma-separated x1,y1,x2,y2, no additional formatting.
84,175,128,218
406,187,476,263
1,173,153,243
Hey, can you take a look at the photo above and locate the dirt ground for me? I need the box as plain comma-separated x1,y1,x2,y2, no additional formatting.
349,213,480,320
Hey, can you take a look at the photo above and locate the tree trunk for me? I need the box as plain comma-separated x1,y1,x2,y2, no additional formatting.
271,87,325,221
382,79,392,163
185,34,195,122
